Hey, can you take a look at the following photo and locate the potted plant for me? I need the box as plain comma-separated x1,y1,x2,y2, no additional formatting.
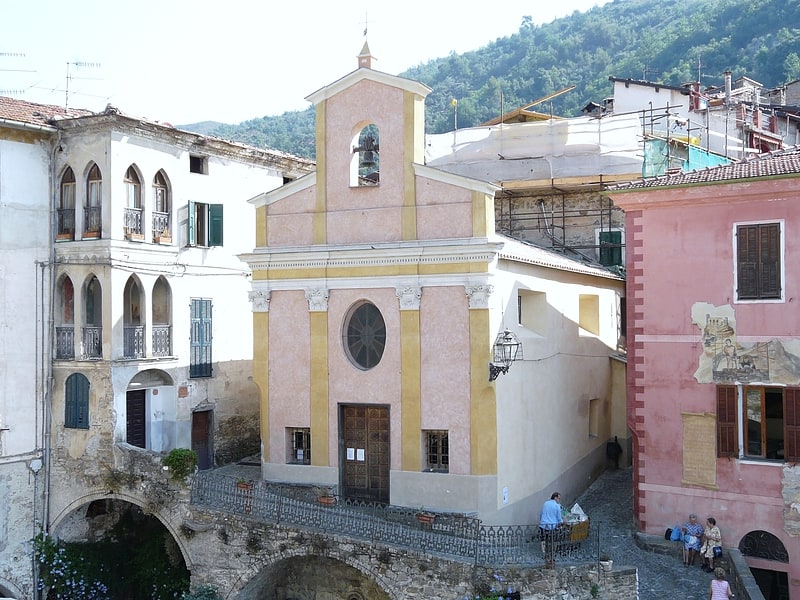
155,227,171,244
236,478,254,491
317,494,336,506
415,507,436,525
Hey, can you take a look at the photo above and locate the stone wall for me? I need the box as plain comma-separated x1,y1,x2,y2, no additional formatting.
183,505,638,599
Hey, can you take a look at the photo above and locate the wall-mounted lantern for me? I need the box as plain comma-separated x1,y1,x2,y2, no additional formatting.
489,329,522,381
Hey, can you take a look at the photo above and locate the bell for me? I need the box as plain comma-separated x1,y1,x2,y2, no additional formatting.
361,150,376,168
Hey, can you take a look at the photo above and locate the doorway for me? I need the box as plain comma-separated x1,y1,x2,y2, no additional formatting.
339,405,389,504
126,390,146,448
192,410,213,470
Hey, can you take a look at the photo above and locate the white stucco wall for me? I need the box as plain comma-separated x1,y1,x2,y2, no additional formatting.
0,129,53,598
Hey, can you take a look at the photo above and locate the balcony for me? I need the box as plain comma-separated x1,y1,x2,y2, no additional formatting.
152,211,171,244
124,325,145,358
83,206,102,239
82,326,102,359
152,325,172,357
55,326,75,359
56,209,75,241
124,207,144,241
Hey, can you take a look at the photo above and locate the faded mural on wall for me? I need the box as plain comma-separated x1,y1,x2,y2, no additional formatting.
692,302,800,385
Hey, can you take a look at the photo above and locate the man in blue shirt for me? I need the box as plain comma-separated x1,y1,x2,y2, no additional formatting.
539,492,564,566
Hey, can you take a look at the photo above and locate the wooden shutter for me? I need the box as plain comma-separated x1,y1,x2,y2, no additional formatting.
65,373,90,429
208,204,224,246
599,230,622,266
759,223,781,298
736,225,758,299
716,385,737,457
785,388,800,463
737,223,781,299
187,200,196,246
190,298,213,378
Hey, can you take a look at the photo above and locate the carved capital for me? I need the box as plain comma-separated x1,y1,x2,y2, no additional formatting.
465,284,494,309
248,289,271,312
305,288,329,312
396,286,422,310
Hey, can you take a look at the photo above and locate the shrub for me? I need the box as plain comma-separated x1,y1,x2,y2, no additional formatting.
162,448,198,481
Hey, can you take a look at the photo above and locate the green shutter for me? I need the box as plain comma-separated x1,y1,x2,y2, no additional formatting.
599,230,622,266
190,299,213,378
187,200,196,246
209,204,224,247
65,373,90,429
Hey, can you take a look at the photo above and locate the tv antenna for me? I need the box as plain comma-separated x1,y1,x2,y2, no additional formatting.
0,52,35,96
65,61,102,110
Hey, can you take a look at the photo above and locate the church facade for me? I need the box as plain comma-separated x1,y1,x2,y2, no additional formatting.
242,48,626,525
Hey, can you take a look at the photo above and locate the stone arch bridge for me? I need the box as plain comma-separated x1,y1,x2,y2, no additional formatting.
49,462,631,600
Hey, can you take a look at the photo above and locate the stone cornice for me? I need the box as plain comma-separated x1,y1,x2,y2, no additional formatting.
240,238,501,272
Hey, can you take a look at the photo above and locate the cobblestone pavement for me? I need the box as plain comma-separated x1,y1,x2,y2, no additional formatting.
574,467,715,600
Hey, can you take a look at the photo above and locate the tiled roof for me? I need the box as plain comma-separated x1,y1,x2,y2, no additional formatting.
610,146,800,190
0,96,94,127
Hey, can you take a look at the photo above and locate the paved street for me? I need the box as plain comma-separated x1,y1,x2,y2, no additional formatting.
575,466,716,600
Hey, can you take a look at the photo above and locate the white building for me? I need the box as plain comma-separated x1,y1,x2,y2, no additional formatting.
0,97,313,597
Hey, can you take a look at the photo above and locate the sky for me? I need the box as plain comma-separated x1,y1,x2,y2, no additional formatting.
1,0,611,126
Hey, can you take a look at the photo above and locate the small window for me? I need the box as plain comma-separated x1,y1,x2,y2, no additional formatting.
65,373,90,429
588,398,600,438
518,290,547,335
736,222,782,300
187,201,223,247
579,294,600,335
124,166,142,208
189,155,208,174
424,430,449,472
288,428,311,465
343,301,386,370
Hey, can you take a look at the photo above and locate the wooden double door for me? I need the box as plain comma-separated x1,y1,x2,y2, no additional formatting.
340,405,390,504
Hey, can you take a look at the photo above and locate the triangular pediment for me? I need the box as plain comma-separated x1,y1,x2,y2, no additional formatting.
305,68,431,106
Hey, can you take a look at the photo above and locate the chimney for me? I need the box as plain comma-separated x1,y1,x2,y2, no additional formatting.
724,71,732,105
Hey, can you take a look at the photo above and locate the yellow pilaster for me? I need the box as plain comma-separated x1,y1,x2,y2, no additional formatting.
252,311,270,461
255,205,267,247
473,190,492,238
402,91,418,241
313,101,327,245
400,309,421,470
469,309,497,475
309,311,330,466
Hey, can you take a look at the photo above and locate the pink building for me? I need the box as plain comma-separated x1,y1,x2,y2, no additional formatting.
609,147,800,598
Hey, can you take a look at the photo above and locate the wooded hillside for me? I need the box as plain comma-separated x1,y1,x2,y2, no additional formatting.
185,0,800,159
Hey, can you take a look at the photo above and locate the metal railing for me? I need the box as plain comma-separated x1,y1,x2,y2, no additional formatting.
124,325,145,358
82,326,102,359
55,326,75,359
152,325,172,357
57,209,75,238
191,472,599,566
152,211,170,238
124,207,143,236
83,206,101,236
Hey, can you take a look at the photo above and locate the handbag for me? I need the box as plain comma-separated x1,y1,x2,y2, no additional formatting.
664,528,673,540
713,546,723,558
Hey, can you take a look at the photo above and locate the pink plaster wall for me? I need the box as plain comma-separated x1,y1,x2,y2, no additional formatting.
415,177,475,240
266,186,316,247
419,286,472,474
613,178,800,586
267,290,311,462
